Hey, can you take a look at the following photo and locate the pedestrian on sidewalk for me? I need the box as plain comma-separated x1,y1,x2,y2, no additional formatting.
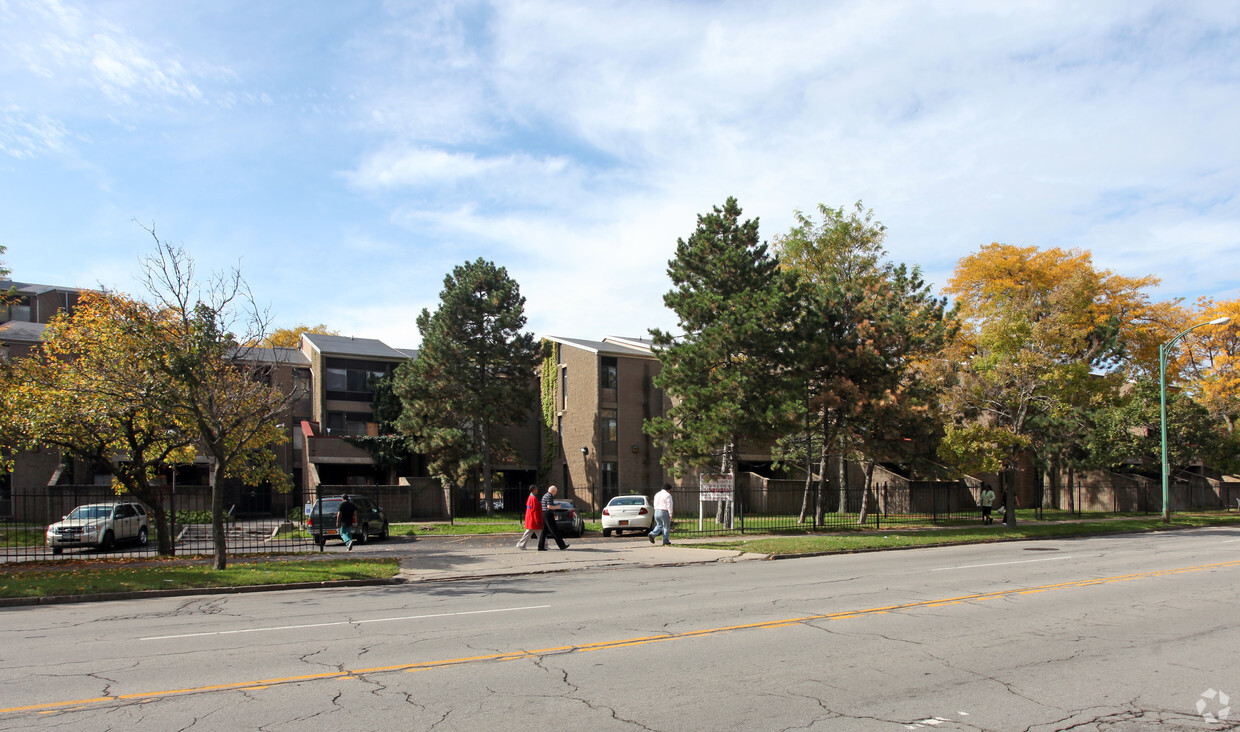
336,495,358,550
516,485,543,549
649,484,673,545
980,483,995,525
537,485,569,551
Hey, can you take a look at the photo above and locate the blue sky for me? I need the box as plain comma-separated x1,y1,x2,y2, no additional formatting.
2,0,1238,348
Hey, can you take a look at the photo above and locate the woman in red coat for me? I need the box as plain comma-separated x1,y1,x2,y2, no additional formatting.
515,485,543,549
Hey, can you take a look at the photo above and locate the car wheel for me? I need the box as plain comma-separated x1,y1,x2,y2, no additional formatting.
99,530,115,551
379,521,389,540
52,547,63,555
602,528,612,538
137,526,148,547
314,535,326,547
357,524,369,545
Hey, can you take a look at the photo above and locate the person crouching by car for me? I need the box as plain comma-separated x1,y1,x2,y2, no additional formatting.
336,496,358,550
537,485,569,551
516,485,543,549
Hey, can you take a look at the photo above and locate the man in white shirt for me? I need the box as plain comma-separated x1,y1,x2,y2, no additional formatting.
649,484,674,545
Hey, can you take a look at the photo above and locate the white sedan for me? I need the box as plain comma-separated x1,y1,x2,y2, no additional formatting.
601,494,654,537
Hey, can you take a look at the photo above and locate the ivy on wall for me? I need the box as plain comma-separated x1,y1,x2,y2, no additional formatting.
539,342,559,483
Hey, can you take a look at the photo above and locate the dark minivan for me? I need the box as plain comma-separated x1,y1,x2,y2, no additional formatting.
307,494,389,547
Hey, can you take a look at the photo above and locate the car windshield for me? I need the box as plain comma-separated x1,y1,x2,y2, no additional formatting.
554,501,575,510
610,497,646,506
66,506,112,520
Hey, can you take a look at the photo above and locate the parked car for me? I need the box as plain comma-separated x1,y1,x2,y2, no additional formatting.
548,500,585,538
46,502,149,554
307,495,389,546
601,494,654,537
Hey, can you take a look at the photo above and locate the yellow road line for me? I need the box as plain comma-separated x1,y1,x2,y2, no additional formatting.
5,558,1239,716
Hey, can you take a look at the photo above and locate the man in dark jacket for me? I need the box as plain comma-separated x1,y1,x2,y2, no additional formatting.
536,485,569,551
336,496,358,550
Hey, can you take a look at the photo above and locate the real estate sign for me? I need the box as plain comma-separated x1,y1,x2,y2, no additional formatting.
700,473,734,501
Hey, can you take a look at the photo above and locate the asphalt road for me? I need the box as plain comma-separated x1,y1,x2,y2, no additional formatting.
2,528,1239,730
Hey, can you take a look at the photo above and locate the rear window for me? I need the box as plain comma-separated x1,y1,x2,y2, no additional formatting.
610,496,646,506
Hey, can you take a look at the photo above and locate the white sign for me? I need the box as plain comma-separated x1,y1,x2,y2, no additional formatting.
700,473,734,501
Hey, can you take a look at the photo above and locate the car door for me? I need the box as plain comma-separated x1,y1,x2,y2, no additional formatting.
113,505,135,540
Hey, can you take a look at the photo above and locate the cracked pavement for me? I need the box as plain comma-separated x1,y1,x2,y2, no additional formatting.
2,528,1239,730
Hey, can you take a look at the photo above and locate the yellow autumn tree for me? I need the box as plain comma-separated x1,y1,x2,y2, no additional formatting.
0,291,197,555
1178,295,1240,435
256,323,339,348
940,243,1173,516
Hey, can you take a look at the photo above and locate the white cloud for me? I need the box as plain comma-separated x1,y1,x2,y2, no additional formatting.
4,0,1240,348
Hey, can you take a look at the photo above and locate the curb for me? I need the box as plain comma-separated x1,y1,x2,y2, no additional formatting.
0,577,404,608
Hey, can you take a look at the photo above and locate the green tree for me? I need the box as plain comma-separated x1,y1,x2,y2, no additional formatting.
773,203,955,523
646,197,798,526
1089,379,1236,479
0,245,18,307
394,259,540,516
137,230,295,570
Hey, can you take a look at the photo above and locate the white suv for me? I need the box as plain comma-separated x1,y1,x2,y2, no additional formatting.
46,502,150,554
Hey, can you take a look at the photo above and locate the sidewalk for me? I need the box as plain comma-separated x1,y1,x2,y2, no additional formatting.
396,538,768,583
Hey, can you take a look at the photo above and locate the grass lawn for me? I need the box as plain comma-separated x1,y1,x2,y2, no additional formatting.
0,557,401,599
693,513,1240,555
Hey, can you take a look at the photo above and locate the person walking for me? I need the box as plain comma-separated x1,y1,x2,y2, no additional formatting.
336,495,358,550
979,483,995,525
515,485,543,549
649,483,674,545
536,485,569,551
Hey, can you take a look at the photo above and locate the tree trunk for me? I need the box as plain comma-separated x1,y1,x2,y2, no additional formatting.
1002,470,1017,528
481,425,493,518
716,442,734,528
815,443,828,525
836,435,848,514
797,458,813,524
857,461,875,525
211,460,228,570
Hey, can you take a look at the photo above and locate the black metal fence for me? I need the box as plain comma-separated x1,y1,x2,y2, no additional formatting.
0,485,314,563
573,475,1240,538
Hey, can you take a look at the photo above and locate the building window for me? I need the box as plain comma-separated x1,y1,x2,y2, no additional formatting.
601,356,617,391
601,409,617,445
561,366,568,410
327,411,371,436
294,368,311,398
601,461,618,489
324,358,391,402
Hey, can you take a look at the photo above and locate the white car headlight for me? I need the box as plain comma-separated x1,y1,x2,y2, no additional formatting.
82,525,99,534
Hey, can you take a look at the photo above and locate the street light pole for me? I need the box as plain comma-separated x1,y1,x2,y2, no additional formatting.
1160,316,1230,523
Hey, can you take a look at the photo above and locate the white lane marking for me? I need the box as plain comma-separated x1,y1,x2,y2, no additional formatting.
1223,539,1240,543
140,604,551,641
931,556,1072,571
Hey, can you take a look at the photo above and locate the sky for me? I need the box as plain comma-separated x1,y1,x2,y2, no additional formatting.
1,0,1238,349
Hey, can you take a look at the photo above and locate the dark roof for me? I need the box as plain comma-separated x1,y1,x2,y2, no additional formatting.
0,321,47,343
236,346,311,366
0,280,91,295
544,335,655,358
301,333,410,360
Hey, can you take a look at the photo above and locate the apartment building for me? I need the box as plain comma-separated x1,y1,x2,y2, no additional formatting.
542,336,674,508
